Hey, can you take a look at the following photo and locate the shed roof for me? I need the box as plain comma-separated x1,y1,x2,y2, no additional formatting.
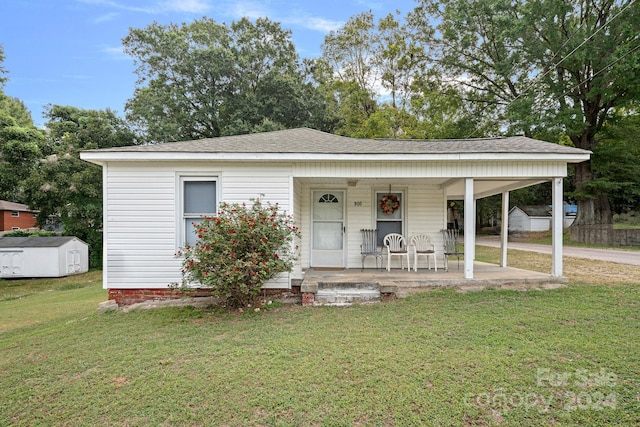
510,206,552,217
81,128,591,163
0,236,86,248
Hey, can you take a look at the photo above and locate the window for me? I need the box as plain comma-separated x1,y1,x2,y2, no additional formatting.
375,191,404,246
11,227,20,231
11,211,19,217
180,177,217,247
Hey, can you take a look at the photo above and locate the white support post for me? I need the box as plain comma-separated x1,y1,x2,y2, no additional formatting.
551,177,563,277
464,178,474,279
500,191,509,267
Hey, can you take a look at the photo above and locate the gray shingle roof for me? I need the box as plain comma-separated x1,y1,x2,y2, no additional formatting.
0,236,84,248
84,127,590,156
0,200,32,212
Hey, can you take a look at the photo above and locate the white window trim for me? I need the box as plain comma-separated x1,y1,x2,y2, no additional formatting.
177,175,219,249
11,211,19,217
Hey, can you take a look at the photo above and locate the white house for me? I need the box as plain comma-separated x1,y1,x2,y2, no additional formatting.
0,236,89,278
80,128,590,305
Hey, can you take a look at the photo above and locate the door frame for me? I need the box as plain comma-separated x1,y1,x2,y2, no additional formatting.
310,189,347,268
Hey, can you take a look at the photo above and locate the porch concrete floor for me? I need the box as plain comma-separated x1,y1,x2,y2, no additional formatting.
301,262,568,298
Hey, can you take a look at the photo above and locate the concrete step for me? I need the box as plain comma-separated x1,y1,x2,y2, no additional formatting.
315,288,381,306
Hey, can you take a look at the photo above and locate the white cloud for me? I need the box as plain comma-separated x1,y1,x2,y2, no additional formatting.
290,15,343,33
102,46,130,61
76,0,211,14
229,1,271,20
95,12,119,23
159,0,210,13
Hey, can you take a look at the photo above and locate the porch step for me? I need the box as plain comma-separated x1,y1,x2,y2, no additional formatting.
315,287,381,306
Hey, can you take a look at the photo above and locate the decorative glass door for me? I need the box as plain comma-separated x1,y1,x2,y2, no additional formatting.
311,190,345,267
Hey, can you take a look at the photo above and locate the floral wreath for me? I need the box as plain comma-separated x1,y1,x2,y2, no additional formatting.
379,194,400,215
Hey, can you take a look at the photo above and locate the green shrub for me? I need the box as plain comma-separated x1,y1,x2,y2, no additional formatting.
2,229,58,237
176,199,300,309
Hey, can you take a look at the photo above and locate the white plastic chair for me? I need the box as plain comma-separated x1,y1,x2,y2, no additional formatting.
410,234,437,272
383,233,410,271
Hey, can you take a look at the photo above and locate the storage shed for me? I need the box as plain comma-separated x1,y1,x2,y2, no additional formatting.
0,236,89,278
508,205,576,233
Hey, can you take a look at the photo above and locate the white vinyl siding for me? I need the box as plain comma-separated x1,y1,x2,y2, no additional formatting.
292,161,568,179
103,162,293,290
100,158,569,288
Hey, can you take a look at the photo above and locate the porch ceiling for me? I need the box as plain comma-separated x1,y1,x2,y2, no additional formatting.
296,177,550,200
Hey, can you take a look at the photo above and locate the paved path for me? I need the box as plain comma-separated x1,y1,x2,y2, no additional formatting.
476,237,640,266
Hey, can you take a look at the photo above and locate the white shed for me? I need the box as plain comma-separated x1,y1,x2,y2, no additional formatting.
0,236,89,278
509,205,576,233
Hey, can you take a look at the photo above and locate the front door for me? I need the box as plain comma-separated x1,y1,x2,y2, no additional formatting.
311,190,345,268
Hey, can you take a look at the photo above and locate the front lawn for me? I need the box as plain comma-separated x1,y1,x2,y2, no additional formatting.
1,261,639,426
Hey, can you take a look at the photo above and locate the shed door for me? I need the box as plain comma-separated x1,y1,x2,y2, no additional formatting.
311,190,345,268
0,251,23,277
67,250,81,274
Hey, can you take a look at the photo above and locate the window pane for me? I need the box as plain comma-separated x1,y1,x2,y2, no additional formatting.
313,222,343,250
377,221,402,247
376,192,401,219
184,181,216,214
185,217,203,247
312,192,343,221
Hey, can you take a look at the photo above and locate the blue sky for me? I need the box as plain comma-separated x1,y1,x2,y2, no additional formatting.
1,0,418,127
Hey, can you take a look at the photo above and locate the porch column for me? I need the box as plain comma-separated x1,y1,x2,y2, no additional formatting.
551,177,563,277
500,191,509,267
464,178,474,279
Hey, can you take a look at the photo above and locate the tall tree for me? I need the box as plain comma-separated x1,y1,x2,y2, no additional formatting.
410,0,640,234
0,46,44,203
592,111,640,214
124,17,328,143
23,106,138,267
0,44,7,87
319,11,429,137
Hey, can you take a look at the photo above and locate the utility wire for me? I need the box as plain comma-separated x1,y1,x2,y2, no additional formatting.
464,0,638,138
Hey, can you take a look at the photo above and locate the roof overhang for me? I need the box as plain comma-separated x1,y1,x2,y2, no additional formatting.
80,151,591,165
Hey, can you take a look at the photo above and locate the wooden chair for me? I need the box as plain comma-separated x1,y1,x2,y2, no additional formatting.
383,233,410,271
442,229,463,271
410,234,437,272
360,229,383,271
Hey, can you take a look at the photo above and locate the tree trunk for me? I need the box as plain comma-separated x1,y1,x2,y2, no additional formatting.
570,159,613,245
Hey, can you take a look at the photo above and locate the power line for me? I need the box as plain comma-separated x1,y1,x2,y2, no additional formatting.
464,0,638,138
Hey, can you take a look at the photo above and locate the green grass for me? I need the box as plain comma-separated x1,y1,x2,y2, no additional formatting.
0,271,104,333
1,271,639,426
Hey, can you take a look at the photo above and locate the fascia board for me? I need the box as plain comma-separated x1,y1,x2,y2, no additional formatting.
80,151,591,163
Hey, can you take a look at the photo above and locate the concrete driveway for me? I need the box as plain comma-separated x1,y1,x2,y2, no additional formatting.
476,237,640,266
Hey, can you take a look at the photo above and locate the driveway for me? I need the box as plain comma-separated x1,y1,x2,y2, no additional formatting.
476,236,640,266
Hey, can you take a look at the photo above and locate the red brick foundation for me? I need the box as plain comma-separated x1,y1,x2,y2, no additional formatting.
108,288,214,306
302,292,315,307
108,287,302,306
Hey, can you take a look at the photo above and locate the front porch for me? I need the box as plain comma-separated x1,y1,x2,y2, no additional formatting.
300,262,567,306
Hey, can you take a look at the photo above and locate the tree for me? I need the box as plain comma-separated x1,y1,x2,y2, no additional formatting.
0,46,44,203
0,44,7,87
410,0,640,238
176,199,300,309
23,106,138,268
318,11,428,137
124,17,329,143
592,111,640,214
